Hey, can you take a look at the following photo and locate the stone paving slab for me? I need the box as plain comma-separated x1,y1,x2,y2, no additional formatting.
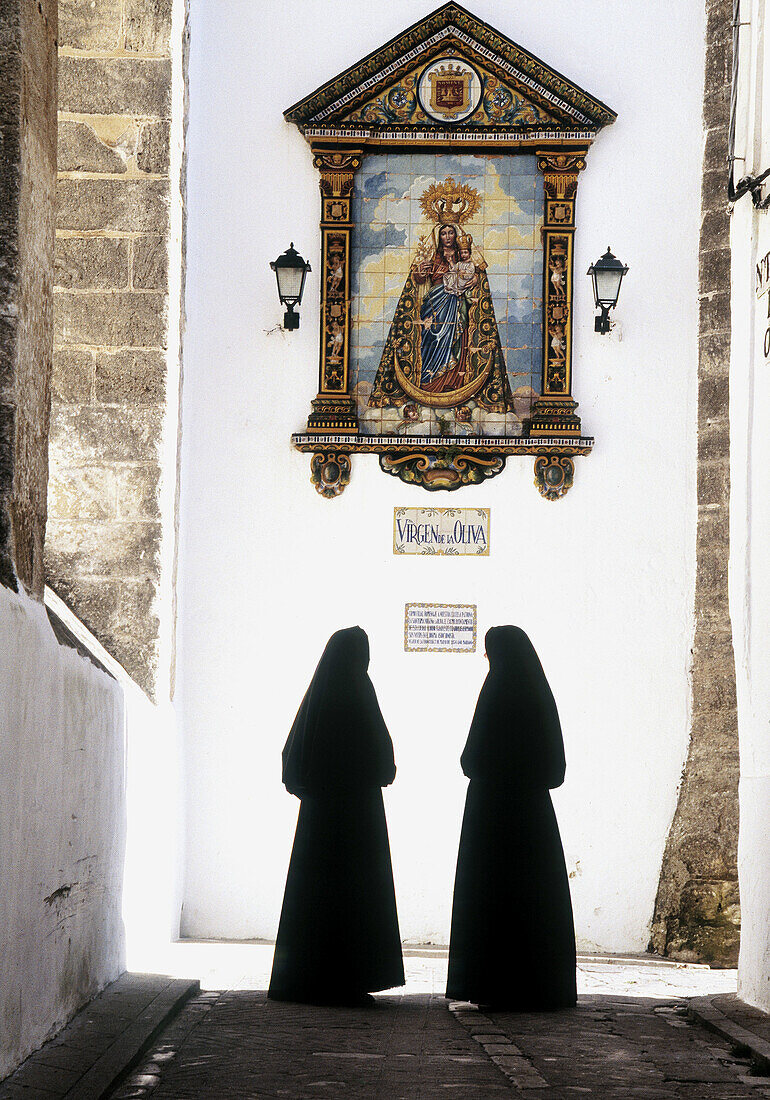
0,975,199,1100
5,952,770,1098
449,996,770,1098
690,993,770,1074
114,992,510,1099
112,983,770,1099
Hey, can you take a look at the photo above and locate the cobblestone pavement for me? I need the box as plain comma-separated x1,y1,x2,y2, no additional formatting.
109,950,770,1099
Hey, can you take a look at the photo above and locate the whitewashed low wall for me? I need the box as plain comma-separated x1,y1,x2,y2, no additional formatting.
738,779,770,1010
41,588,184,978
0,585,125,1080
730,144,770,1011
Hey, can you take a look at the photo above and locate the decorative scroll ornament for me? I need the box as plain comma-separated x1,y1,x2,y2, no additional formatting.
313,151,362,198
306,149,362,434
482,75,550,126
537,153,586,195
311,451,351,498
344,67,553,130
285,3,618,135
534,454,574,500
544,234,570,393
380,450,506,491
528,149,585,439
322,231,347,391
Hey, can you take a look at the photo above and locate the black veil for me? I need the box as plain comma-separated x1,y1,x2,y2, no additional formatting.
281,626,396,796
446,624,576,1008
460,625,565,789
270,626,404,1002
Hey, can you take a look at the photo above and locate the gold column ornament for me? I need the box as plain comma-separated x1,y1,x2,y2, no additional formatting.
306,149,363,433
310,451,352,498
530,151,587,437
534,454,575,500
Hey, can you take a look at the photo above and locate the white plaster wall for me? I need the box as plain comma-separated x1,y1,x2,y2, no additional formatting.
731,0,770,1013
43,588,184,974
0,585,125,1080
177,0,704,951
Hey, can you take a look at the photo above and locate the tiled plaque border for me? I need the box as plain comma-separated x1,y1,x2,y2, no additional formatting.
286,3,615,498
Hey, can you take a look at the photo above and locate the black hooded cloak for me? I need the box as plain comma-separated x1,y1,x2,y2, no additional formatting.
268,627,405,1004
446,625,576,1009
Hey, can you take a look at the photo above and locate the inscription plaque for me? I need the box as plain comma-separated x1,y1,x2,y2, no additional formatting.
404,603,477,653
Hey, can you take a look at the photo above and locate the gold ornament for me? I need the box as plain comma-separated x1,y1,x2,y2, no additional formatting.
419,177,481,226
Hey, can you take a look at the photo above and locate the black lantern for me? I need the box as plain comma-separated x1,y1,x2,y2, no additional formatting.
587,247,628,334
270,243,311,330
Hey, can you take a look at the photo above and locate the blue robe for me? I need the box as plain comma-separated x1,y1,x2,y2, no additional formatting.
419,280,462,386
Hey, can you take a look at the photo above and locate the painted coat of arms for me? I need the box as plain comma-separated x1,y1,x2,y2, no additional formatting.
428,64,471,116
416,57,482,124
369,177,513,412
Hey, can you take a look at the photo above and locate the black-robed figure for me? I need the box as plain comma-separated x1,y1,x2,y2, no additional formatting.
446,625,577,1010
268,627,405,1005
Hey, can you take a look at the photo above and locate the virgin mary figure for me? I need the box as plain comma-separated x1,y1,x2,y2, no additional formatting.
412,223,478,395
369,182,513,412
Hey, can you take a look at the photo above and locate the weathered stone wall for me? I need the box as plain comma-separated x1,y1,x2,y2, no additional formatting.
649,0,740,966
48,0,173,695
0,0,57,597
0,5,24,592
0,5,129,1080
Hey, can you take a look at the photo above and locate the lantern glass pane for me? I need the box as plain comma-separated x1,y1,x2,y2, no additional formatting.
594,267,622,306
278,266,305,302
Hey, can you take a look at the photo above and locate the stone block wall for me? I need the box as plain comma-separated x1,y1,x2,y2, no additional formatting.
48,0,174,696
0,0,57,597
649,0,740,966
0,4,129,1080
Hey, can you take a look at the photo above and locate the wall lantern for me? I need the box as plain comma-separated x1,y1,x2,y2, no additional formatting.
270,243,311,330
587,247,628,334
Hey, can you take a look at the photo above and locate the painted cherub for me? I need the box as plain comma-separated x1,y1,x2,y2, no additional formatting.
328,320,344,362
550,323,566,358
549,254,566,295
327,253,344,296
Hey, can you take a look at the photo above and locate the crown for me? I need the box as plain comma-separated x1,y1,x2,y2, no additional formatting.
419,177,481,226
432,62,465,78
457,233,473,249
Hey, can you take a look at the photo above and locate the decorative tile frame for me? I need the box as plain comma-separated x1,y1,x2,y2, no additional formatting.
287,2,615,498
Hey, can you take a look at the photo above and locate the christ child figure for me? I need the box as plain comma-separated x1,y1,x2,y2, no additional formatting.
444,234,478,378
443,235,478,297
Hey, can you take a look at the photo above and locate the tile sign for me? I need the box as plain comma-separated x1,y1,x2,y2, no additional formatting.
394,508,490,556
404,603,477,653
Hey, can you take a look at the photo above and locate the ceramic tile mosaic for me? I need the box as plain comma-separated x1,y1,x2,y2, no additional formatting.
350,152,544,436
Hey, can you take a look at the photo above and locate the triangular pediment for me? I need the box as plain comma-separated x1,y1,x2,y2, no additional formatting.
285,2,615,139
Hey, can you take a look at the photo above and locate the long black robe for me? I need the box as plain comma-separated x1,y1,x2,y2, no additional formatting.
268,627,404,1003
446,625,577,1009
